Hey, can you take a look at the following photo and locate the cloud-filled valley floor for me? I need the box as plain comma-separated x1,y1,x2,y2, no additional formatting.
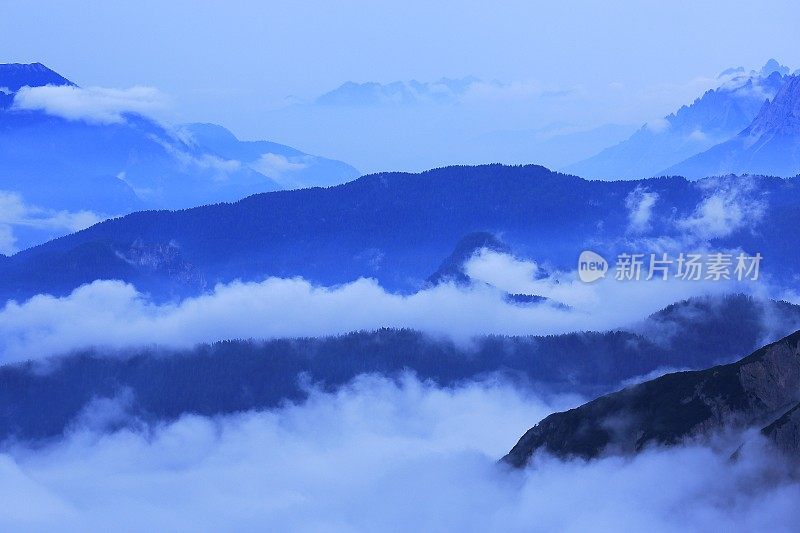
0,244,797,532
1,374,798,532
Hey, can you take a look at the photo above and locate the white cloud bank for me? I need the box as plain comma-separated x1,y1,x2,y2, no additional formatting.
0,254,756,364
0,374,796,531
12,85,167,125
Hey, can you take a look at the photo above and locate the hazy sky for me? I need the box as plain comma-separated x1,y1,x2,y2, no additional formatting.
2,0,799,170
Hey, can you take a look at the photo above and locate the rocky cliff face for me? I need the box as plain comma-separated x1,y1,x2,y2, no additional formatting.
763,402,800,457
746,75,800,140
120,239,207,290
503,331,800,468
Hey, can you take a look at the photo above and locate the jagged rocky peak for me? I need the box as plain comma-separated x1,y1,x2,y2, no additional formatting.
747,74,800,139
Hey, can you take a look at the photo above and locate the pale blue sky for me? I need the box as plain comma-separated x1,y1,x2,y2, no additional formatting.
2,0,799,170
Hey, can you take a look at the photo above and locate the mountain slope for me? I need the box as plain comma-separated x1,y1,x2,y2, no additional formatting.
503,329,800,467
1,166,799,302
565,61,789,179
0,165,676,300
0,63,357,251
0,63,282,210
664,75,800,178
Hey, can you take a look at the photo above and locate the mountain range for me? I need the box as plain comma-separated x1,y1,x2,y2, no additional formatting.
0,62,358,251
665,74,800,178
0,165,796,303
566,60,798,179
5,60,800,260
315,76,482,106
3,55,800,528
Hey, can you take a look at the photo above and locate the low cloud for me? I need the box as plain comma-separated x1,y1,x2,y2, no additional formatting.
645,117,670,134
460,80,573,103
12,85,167,125
0,257,755,363
676,177,766,240
251,153,310,188
0,226,14,257
625,186,659,234
148,134,242,181
0,191,103,255
689,129,707,141
463,249,540,293
0,374,796,531
465,249,744,314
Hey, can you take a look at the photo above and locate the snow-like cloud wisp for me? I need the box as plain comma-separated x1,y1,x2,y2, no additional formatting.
251,153,310,188
676,176,766,241
624,186,659,234
0,374,796,532
12,85,167,125
607,176,770,257
147,133,244,183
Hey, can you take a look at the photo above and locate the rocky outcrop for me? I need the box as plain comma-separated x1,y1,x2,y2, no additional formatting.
503,331,800,468
746,75,800,140
119,239,207,290
762,402,800,457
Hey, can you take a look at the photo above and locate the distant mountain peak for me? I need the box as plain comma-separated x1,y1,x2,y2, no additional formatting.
0,62,75,92
659,73,800,178
566,61,793,179
315,76,482,106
